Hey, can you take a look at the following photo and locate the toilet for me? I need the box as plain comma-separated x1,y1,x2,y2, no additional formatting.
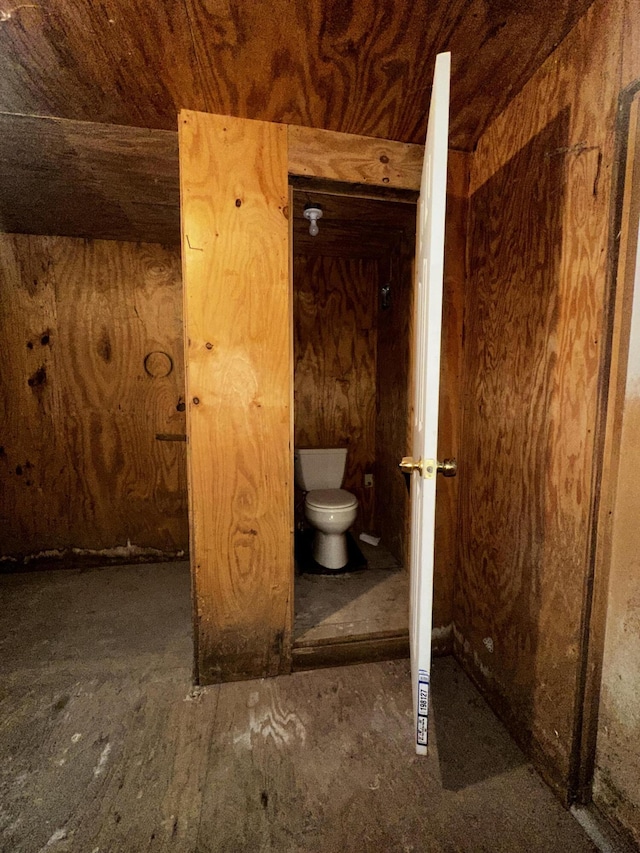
294,448,358,570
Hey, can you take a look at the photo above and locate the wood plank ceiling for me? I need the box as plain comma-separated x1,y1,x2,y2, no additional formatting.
0,0,595,151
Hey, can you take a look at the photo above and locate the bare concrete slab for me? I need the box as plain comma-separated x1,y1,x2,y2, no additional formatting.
0,562,596,852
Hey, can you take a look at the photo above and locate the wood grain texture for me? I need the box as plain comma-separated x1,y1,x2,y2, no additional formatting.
0,0,594,150
456,0,627,800
180,110,292,684
288,125,423,190
432,150,469,635
458,112,570,789
0,113,180,244
576,88,640,806
374,248,412,566
293,255,378,533
0,234,187,561
292,632,410,671
593,89,640,848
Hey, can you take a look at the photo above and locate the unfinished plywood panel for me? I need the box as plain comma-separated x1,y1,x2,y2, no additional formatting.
288,125,423,190
293,255,378,533
180,111,291,683
458,112,570,787
432,150,469,641
0,234,187,563
374,248,412,566
595,387,640,846
593,88,640,849
0,233,70,557
0,114,180,244
0,0,595,150
456,0,625,800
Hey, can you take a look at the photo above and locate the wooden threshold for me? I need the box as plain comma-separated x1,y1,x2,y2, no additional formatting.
292,628,409,672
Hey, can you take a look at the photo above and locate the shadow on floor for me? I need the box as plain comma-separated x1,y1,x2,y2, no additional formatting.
431,657,526,791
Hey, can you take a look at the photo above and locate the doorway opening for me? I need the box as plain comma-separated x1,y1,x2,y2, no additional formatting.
289,181,417,668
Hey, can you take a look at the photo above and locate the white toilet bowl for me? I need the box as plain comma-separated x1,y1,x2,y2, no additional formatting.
304,488,358,570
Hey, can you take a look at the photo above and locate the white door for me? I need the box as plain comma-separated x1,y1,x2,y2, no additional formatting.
403,51,452,755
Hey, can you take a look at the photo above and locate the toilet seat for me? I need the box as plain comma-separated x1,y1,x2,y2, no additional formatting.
305,488,358,511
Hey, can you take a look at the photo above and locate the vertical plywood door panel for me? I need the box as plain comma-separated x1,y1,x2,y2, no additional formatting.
0,234,187,560
293,255,378,532
180,111,291,683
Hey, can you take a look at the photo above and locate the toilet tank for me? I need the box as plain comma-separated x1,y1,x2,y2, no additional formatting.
294,448,347,490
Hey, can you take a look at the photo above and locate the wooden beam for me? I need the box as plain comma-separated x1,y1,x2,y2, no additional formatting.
288,124,424,191
180,110,292,683
0,113,180,244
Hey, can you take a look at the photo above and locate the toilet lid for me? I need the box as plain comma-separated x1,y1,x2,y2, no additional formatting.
305,488,358,510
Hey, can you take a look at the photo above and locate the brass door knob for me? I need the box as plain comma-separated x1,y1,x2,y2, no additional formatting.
437,458,457,477
399,456,423,475
399,456,457,479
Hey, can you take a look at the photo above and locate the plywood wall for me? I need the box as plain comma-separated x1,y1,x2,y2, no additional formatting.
594,88,640,849
374,249,411,565
293,255,379,532
459,111,571,782
596,286,640,848
432,150,468,642
454,0,637,803
0,234,188,564
180,111,292,684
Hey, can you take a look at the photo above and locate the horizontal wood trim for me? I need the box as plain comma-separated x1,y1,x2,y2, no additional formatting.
292,628,452,672
294,627,409,650
289,174,419,204
288,124,424,190
292,631,410,671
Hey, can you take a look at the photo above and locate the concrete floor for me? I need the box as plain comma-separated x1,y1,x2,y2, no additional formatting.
0,561,597,853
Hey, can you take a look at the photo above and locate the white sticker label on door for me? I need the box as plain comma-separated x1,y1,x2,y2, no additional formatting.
417,670,429,746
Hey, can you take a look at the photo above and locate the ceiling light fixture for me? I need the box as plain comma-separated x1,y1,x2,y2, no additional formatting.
303,203,323,237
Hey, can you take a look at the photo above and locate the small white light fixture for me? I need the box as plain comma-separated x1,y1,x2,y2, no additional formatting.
303,203,323,237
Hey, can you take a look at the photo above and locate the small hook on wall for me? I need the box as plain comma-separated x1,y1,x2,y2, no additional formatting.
381,283,391,310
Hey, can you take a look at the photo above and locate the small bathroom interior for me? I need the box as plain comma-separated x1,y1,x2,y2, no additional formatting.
290,183,418,654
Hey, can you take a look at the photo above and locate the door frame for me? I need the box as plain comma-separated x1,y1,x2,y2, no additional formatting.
180,111,425,685
572,79,640,803
288,177,418,671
